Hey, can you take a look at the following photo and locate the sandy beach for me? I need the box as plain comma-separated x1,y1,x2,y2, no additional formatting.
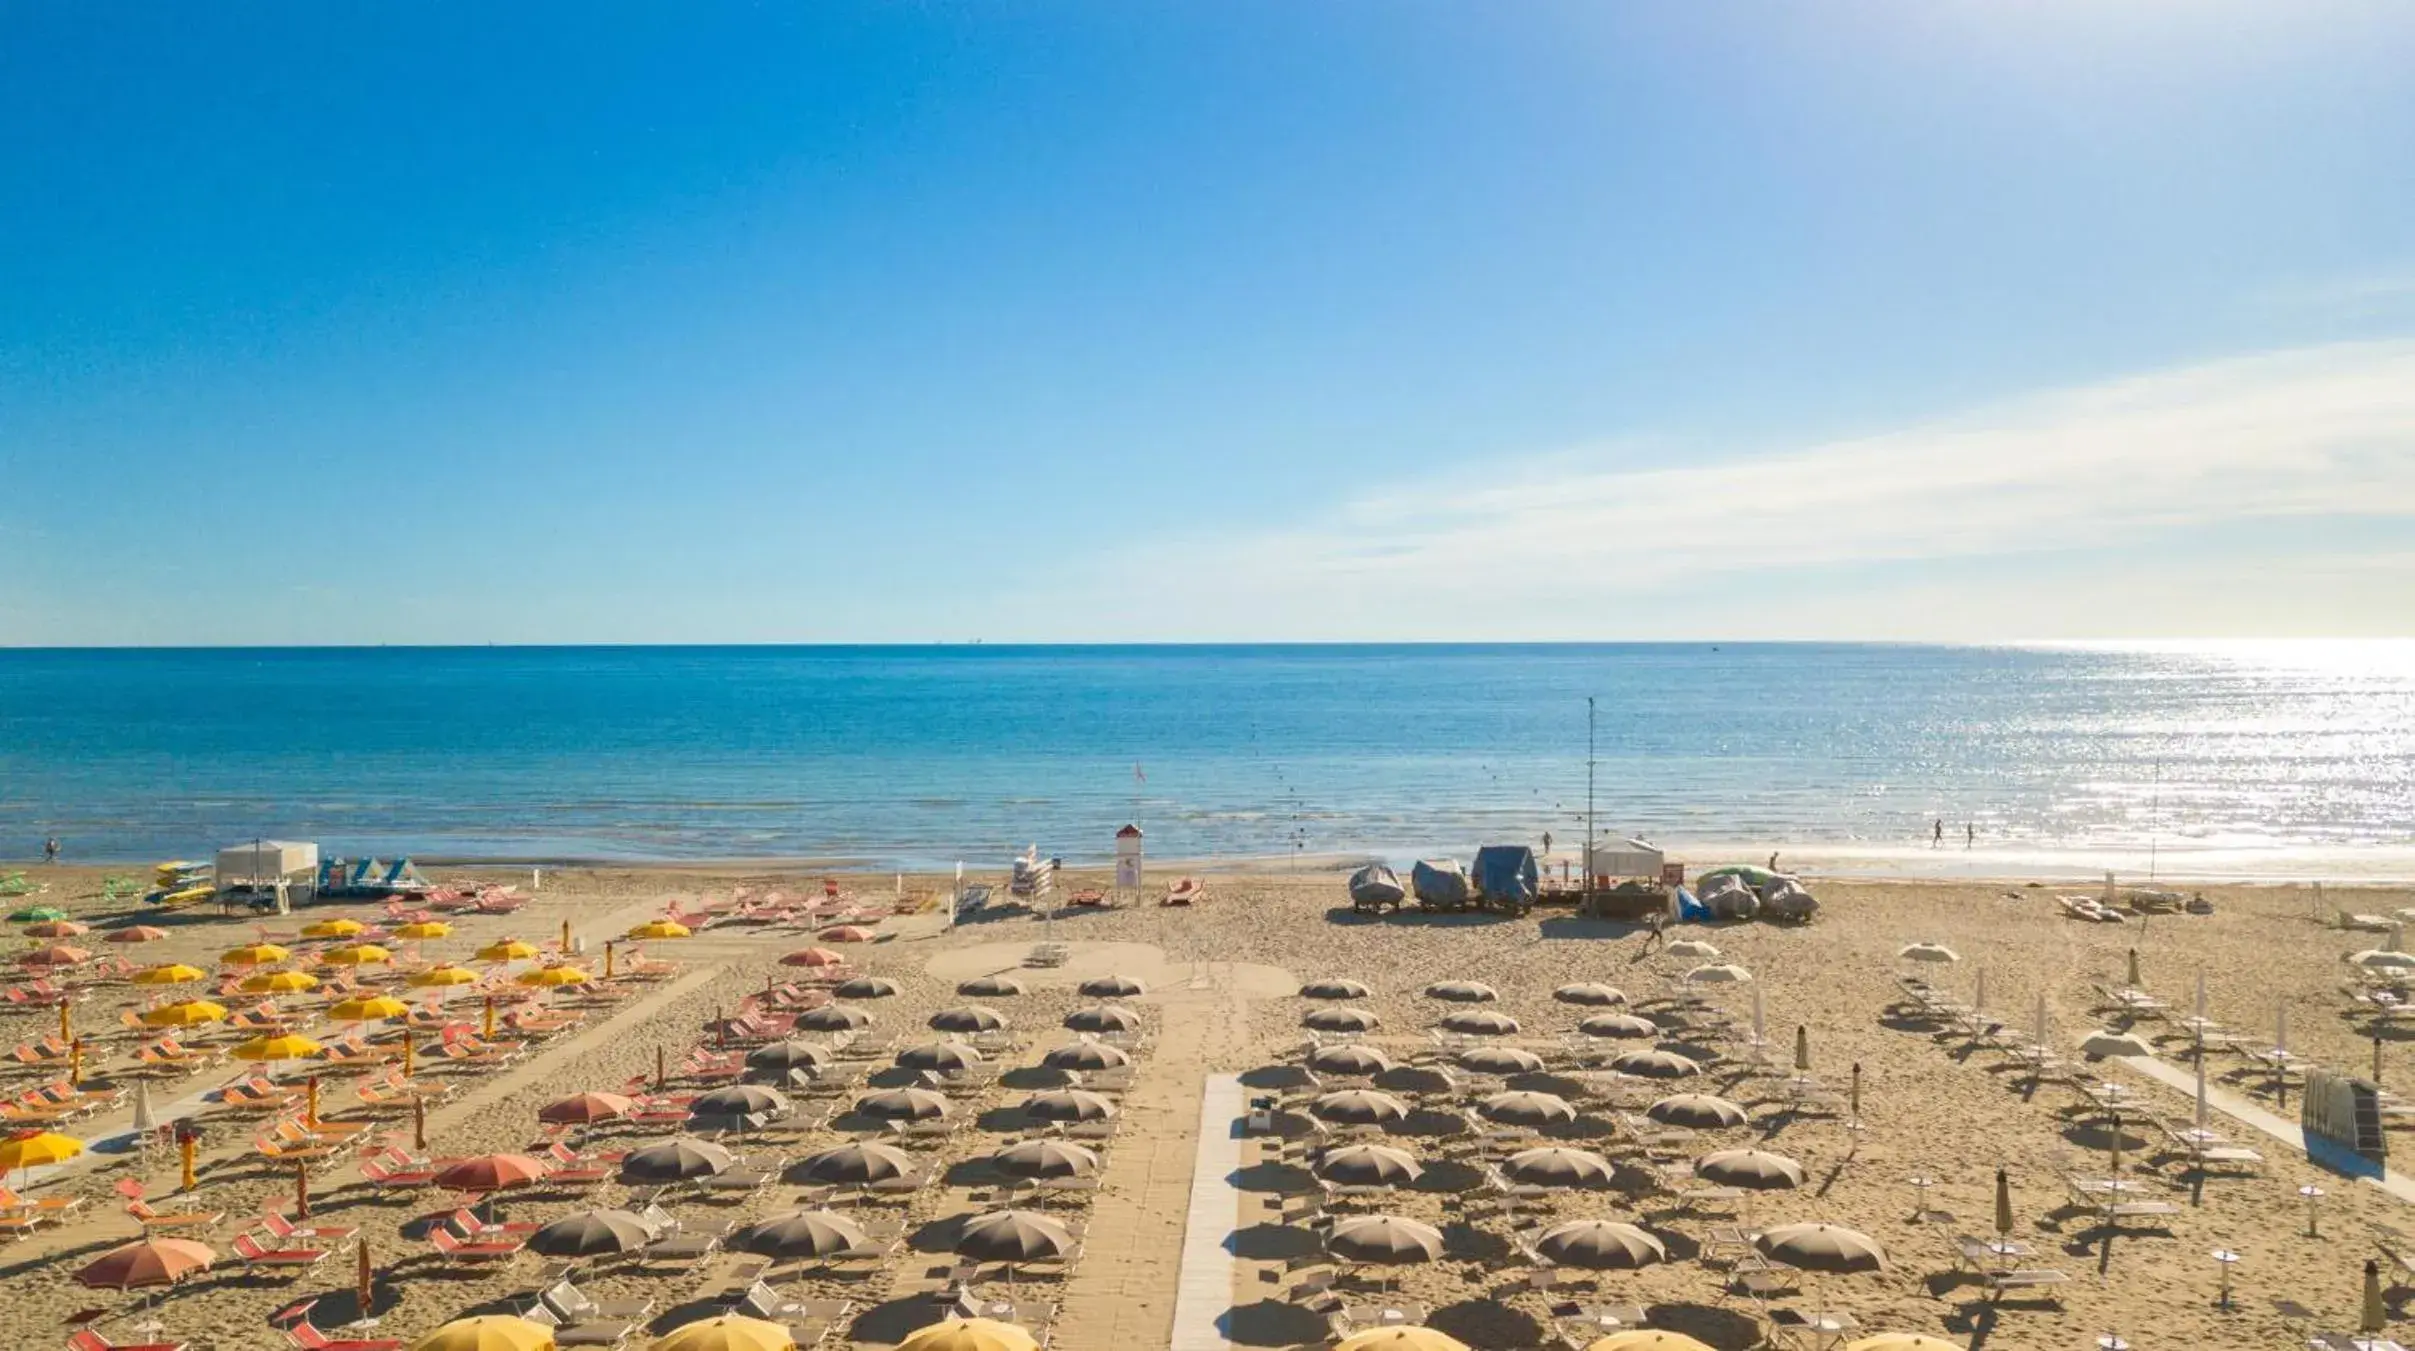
5,861,2415,1351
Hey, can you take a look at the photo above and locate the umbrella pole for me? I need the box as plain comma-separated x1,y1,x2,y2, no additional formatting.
296,1159,310,1219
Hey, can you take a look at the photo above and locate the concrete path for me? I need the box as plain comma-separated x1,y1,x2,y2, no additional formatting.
2121,1051,2415,1204
1171,1073,1244,1351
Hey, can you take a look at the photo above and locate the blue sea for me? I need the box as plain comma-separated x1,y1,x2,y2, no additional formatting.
1,643,2410,874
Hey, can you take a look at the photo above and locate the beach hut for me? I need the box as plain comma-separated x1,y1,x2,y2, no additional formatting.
215,840,319,908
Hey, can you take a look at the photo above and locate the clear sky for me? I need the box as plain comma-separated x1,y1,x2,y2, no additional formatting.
5,2,2413,644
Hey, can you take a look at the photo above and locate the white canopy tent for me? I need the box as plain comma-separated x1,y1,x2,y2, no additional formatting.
215,840,320,907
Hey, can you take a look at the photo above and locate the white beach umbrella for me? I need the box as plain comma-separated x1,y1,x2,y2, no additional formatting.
1665,940,1721,961
2079,1029,2156,1059
1684,964,1752,986
1897,943,1959,965
129,1080,155,1136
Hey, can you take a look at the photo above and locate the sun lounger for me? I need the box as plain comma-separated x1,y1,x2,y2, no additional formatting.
67,1331,192,1351
277,1299,404,1351
233,1231,330,1275
520,1302,635,1348
426,1226,523,1265
1983,1268,2070,1302
125,1198,224,1231
0,1185,85,1223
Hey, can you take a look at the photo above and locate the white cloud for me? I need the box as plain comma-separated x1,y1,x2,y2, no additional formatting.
1017,340,2415,638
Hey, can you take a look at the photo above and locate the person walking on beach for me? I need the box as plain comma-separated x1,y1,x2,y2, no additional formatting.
42,836,59,864
1932,819,1943,848
1965,822,1975,850
1640,907,1667,955
1768,851,1780,873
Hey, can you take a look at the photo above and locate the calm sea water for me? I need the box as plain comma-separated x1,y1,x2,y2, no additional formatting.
0,644,2409,869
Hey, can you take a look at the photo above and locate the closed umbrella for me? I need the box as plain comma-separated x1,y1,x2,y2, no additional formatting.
1794,1026,1811,1073
793,1141,917,1184
1022,1090,1116,1123
1078,975,1146,998
2366,1257,2388,1334
930,1005,1008,1033
529,1209,652,1258
1301,978,1371,1000
1313,1089,1410,1126
736,1210,868,1259
1064,1004,1143,1033
990,1139,1099,1180
1306,1044,1395,1077
1042,1041,1128,1072
1553,983,1626,1007
836,977,901,1000
956,1209,1076,1263
1500,1147,1616,1188
958,974,1027,997
2127,948,2142,989
1646,1094,1747,1130
620,1138,736,1183
1304,1007,1380,1033
856,1088,951,1121
1317,1144,1422,1187
1439,1009,1519,1037
897,1041,983,1073
651,1315,792,1351
1479,1091,1577,1127
1529,1220,1665,1271
1579,1013,1659,1041
1994,1169,2013,1239
897,1320,1037,1351
1424,981,1497,1003
130,1080,156,1136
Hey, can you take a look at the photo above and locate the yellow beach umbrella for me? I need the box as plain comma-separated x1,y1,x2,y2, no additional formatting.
301,918,365,939
221,943,291,967
130,963,207,986
0,1129,86,1174
478,939,540,962
895,1320,1039,1351
1333,1331,1469,1351
1585,1336,1717,1351
518,966,593,988
410,965,480,988
320,944,393,967
231,1032,324,1063
241,970,320,995
329,995,410,1022
393,920,452,940
627,919,691,941
650,1314,792,1351
141,1000,229,1028
411,1316,556,1351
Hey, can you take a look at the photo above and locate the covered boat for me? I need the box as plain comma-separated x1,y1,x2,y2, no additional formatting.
1348,864,1406,913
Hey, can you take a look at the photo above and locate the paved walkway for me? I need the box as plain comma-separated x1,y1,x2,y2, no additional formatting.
1171,1073,1245,1351
2121,1051,2415,1205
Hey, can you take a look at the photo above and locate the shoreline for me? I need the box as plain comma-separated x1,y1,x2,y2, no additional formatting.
10,837,2415,883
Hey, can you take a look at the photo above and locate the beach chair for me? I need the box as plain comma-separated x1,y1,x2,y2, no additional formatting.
427,1225,523,1266
233,1230,331,1276
1983,1268,2070,1303
274,1300,403,1351
1763,1306,1859,1348
0,1184,85,1223
519,1301,635,1348
124,1198,225,1231
259,1206,360,1241
359,1155,438,1193
66,1332,191,1351
543,1277,655,1323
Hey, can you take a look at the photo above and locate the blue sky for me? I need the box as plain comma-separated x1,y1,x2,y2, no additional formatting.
5,2,2413,643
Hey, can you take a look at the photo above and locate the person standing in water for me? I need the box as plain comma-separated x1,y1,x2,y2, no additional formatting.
42,836,59,864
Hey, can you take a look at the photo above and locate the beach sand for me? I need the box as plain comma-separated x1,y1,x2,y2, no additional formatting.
4,862,2414,1350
